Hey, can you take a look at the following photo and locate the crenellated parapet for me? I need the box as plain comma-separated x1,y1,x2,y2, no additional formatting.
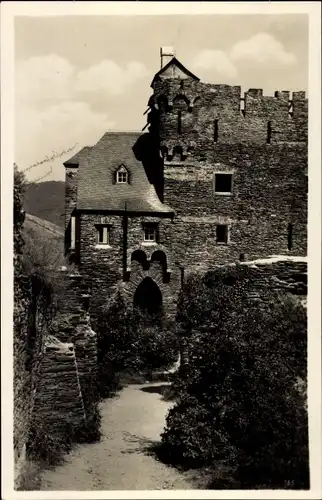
148,74,308,148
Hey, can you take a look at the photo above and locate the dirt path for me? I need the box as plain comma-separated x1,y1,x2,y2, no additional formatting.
40,383,197,490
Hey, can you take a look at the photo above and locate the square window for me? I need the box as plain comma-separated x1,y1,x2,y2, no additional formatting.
117,171,128,183
144,225,156,242
97,225,110,245
214,173,232,194
216,224,228,244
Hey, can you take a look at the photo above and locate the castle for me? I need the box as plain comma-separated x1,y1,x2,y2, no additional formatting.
64,47,308,317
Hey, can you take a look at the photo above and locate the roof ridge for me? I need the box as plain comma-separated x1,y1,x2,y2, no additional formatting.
151,56,200,87
102,131,141,135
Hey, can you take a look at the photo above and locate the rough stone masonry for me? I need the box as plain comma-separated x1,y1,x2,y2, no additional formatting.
64,47,307,318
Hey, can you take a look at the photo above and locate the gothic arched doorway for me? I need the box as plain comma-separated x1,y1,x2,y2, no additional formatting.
133,277,162,315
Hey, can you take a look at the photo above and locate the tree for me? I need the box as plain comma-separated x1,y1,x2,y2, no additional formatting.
14,165,26,271
92,292,179,397
161,266,309,488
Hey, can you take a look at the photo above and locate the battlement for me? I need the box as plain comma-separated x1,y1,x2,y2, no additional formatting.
152,78,307,113
149,78,307,145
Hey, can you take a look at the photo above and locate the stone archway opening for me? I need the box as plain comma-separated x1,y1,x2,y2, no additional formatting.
133,277,162,316
131,250,149,271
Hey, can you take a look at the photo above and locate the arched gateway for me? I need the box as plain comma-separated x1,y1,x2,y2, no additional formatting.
133,277,162,315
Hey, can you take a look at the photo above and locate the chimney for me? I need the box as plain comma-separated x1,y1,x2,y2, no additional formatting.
160,46,175,69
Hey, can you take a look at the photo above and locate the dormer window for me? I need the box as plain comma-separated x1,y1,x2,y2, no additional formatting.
116,165,128,184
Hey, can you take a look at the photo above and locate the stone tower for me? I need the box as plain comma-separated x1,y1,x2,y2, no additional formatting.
146,49,307,271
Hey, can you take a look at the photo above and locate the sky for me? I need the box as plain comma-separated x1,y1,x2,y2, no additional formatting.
14,14,308,181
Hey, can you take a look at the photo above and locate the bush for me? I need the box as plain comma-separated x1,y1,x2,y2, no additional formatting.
27,422,73,466
92,292,179,397
161,266,309,488
14,165,26,269
161,395,233,469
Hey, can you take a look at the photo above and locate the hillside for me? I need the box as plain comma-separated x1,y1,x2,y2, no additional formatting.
23,213,65,270
24,213,64,238
23,181,65,228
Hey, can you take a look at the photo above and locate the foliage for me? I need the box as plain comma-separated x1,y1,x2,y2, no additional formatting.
161,266,309,489
27,421,73,466
14,165,27,272
92,292,179,397
14,163,70,321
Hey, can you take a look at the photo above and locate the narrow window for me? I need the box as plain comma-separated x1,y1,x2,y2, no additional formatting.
97,225,110,245
288,100,294,117
287,223,293,250
267,121,272,144
70,216,76,250
144,225,157,242
240,98,245,116
214,173,232,194
178,110,182,135
179,265,185,286
214,119,218,142
216,225,229,244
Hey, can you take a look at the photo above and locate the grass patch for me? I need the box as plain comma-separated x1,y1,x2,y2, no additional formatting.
15,459,43,491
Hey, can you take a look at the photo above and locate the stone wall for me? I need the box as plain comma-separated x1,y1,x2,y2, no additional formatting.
14,277,33,465
30,335,86,440
52,271,91,343
151,80,307,146
14,273,57,487
43,272,100,438
148,79,307,276
161,143,307,272
14,270,99,486
240,256,307,300
77,213,181,318
73,319,100,439
13,274,53,465
209,256,307,300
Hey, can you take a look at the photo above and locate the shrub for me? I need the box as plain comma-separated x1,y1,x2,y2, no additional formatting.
14,165,26,269
161,395,232,469
27,422,73,466
133,313,179,377
92,292,179,396
161,266,309,488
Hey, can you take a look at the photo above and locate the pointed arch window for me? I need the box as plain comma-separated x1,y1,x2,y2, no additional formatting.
116,165,129,184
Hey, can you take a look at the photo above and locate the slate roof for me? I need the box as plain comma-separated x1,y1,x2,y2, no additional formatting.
151,57,200,87
71,132,173,214
64,146,93,166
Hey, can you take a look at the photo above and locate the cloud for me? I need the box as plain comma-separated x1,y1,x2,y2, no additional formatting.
15,100,115,180
230,32,297,65
75,60,149,95
15,54,147,179
191,33,297,81
16,54,75,104
192,50,238,78
16,54,149,103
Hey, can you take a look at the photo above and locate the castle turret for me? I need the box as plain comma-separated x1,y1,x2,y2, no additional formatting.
144,48,308,268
